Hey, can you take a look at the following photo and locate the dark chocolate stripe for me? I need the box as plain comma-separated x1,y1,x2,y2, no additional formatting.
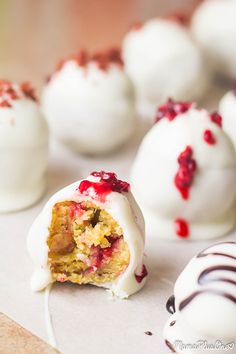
165,340,176,353
198,265,236,285
197,252,236,260
166,295,176,314
179,289,236,311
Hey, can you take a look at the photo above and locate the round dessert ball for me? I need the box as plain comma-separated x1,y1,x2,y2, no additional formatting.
122,18,207,120
42,49,136,155
0,80,48,213
191,0,236,78
219,85,236,150
131,99,236,240
164,242,236,353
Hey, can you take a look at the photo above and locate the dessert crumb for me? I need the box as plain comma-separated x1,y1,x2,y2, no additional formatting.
145,331,153,336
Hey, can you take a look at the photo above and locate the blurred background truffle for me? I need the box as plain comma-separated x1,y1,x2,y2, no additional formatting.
0,0,199,88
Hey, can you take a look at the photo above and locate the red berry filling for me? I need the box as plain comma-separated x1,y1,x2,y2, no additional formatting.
174,146,197,200
135,264,148,283
155,98,192,123
204,129,216,145
174,218,189,238
78,171,130,202
210,112,222,127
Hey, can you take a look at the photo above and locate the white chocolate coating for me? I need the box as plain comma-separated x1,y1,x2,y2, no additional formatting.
164,242,236,354
27,174,147,298
122,18,207,120
42,58,136,155
191,0,236,78
131,106,236,240
219,90,236,150
0,83,48,213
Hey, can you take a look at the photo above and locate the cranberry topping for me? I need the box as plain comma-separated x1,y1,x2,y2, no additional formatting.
174,146,196,200
20,81,37,102
0,80,19,108
174,219,189,238
204,129,216,145
0,80,37,108
210,112,222,127
165,13,189,26
52,48,123,79
135,264,148,283
130,21,143,31
78,171,130,202
155,99,192,123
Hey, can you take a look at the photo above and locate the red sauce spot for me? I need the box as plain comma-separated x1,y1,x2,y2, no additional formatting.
155,98,192,123
174,146,196,200
174,219,189,238
20,81,37,102
210,112,222,127
78,171,130,202
135,264,148,283
204,129,216,145
50,48,123,80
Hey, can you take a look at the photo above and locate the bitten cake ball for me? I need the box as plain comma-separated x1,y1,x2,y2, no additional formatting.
27,171,147,298
122,18,207,120
131,99,236,240
0,80,48,213
219,84,236,150
42,49,136,155
191,0,236,78
164,242,236,354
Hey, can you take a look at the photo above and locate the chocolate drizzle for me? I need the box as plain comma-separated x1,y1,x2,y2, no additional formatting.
165,340,176,353
166,295,176,314
179,242,236,312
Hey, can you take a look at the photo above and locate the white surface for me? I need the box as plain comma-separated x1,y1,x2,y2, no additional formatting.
0,85,236,354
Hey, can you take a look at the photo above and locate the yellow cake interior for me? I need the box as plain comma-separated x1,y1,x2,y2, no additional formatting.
47,201,130,284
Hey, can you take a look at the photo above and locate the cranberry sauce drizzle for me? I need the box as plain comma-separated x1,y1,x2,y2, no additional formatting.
210,112,222,127
204,129,216,145
135,264,148,283
155,98,192,123
20,81,37,102
174,219,189,238
78,171,130,202
174,146,196,200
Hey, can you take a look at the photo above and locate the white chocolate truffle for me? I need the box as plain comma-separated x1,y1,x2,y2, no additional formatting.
42,49,136,155
122,18,207,120
219,87,236,150
27,171,147,298
191,0,236,78
0,80,48,213
131,99,236,240
164,242,236,354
